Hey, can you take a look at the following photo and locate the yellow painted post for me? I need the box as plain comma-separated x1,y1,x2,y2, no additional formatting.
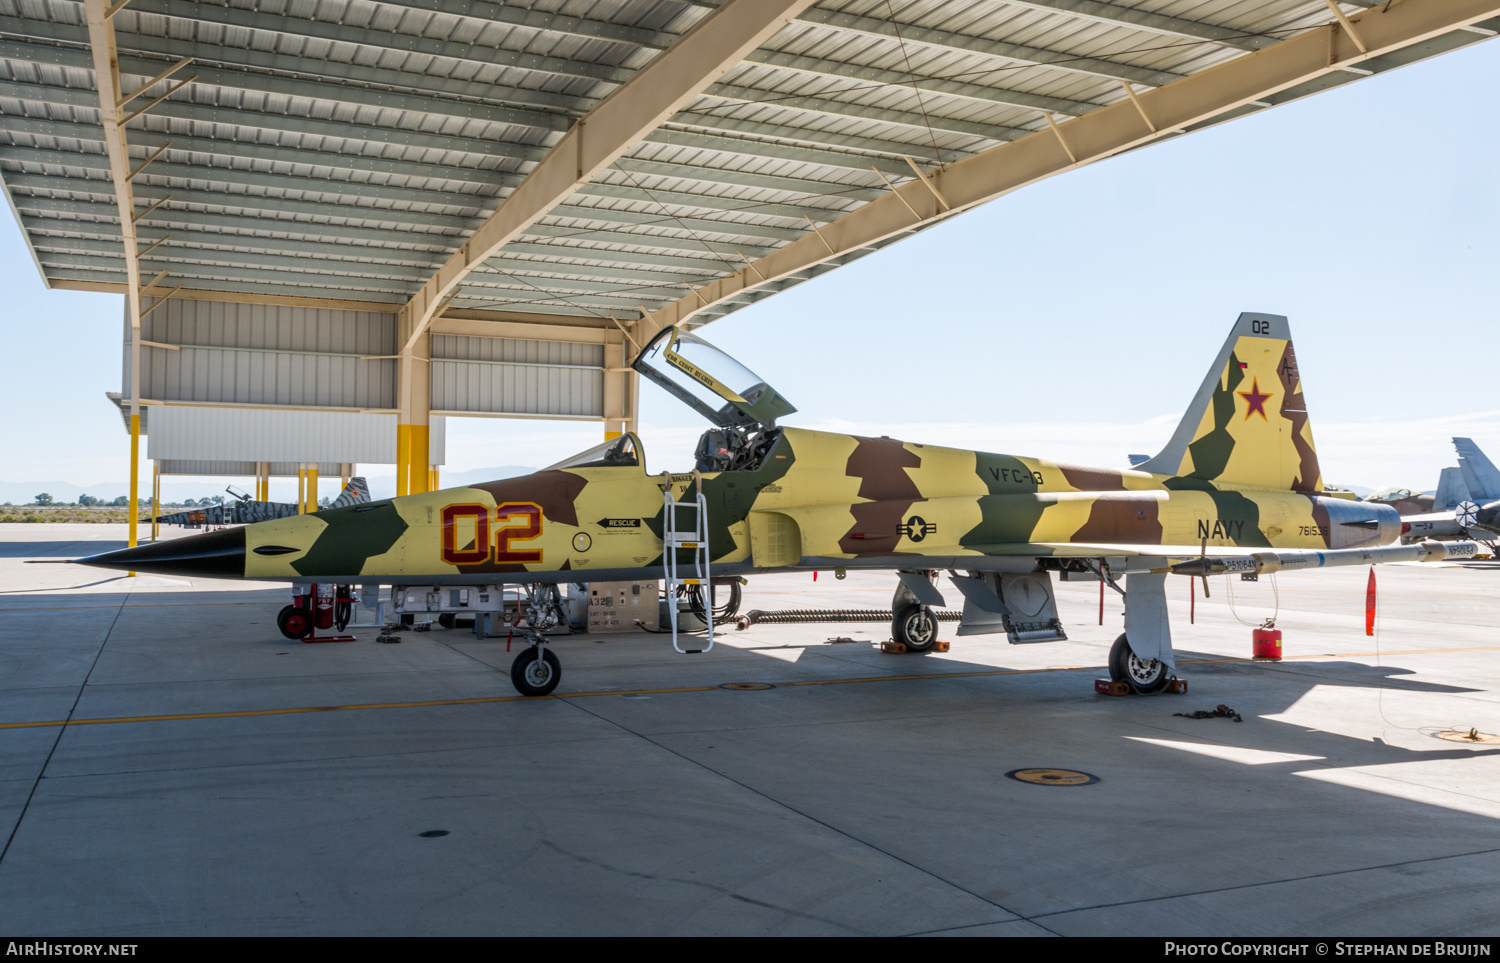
297,465,306,514
396,425,411,497
306,465,319,512
429,465,439,491
407,425,430,495
151,463,159,542
128,413,140,549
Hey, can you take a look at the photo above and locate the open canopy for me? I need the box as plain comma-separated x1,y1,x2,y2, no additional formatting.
632,327,797,431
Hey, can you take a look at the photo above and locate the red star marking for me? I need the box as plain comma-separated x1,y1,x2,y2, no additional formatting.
1238,378,1272,421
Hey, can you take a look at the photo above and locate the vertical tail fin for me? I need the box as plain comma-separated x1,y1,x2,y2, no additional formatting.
1455,438,1500,502
1433,466,1471,511
1139,313,1323,491
329,477,370,508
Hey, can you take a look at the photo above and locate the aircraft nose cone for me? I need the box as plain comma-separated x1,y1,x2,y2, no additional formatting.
76,527,247,578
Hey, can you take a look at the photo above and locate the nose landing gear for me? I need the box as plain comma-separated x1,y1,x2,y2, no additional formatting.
508,584,568,697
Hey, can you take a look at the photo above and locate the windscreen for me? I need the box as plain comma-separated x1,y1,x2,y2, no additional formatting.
544,433,644,472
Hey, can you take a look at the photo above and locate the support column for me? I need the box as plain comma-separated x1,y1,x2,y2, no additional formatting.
396,305,432,496
256,462,269,501
306,464,319,513
128,411,140,550
341,463,352,488
603,339,638,439
151,461,159,542
297,465,306,514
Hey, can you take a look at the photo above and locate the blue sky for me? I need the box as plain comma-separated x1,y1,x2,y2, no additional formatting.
2,35,1497,502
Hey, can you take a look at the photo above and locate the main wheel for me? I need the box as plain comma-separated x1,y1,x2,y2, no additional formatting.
277,604,313,640
437,613,455,629
510,647,562,697
1109,633,1169,694
892,602,939,653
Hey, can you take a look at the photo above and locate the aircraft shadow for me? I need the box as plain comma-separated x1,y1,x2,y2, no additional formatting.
0,540,129,558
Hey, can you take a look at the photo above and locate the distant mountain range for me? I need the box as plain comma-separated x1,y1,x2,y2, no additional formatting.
0,467,536,506
0,470,1378,506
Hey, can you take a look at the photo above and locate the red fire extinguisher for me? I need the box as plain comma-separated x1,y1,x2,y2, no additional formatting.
1252,620,1281,660
314,583,335,629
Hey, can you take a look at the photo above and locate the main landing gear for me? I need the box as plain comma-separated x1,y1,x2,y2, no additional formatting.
892,602,939,653
1108,633,1170,694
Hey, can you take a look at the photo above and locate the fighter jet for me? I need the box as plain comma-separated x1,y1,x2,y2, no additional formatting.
1400,438,1500,544
149,478,371,528
77,314,1474,697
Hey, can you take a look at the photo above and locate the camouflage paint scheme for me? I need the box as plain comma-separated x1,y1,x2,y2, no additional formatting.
230,314,1399,585
152,477,370,528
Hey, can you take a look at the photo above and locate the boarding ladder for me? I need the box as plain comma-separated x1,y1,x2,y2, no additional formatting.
663,471,713,654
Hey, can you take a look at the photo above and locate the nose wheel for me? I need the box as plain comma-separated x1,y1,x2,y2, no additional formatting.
510,644,562,696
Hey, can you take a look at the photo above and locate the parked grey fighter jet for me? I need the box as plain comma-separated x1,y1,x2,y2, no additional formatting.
1398,438,1500,545
150,478,370,528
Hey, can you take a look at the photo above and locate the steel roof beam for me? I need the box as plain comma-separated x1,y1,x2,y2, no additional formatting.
400,0,819,349
516,223,778,259
739,49,1096,116
697,84,1029,142
1,95,898,202
632,0,1500,344
7,173,489,230
14,197,466,246
2,116,882,207
475,257,716,286
30,231,446,271
40,251,422,293
792,7,1182,86
0,14,1072,150
493,241,758,273
46,267,409,304
997,0,1272,51
3,143,857,223
0,73,923,176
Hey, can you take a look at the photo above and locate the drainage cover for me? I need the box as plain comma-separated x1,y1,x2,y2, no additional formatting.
419,830,450,838
719,682,775,691
1007,768,1099,786
1435,729,1500,744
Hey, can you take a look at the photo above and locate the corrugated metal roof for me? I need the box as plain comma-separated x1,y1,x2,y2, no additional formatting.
0,0,1492,323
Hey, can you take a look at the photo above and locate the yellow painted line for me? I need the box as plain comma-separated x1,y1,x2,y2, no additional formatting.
2,644,1496,732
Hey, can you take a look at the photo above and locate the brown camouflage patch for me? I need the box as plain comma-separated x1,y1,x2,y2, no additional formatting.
471,470,587,527
1309,495,1332,548
1277,342,1321,491
1060,466,1129,492
1071,495,1163,545
843,436,921,555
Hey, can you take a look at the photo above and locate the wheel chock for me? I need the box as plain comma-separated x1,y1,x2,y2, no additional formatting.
934,641,950,652
1165,678,1188,694
881,641,907,654
1094,679,1130,696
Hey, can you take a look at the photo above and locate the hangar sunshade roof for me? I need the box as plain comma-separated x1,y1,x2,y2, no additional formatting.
1,0,1496,336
